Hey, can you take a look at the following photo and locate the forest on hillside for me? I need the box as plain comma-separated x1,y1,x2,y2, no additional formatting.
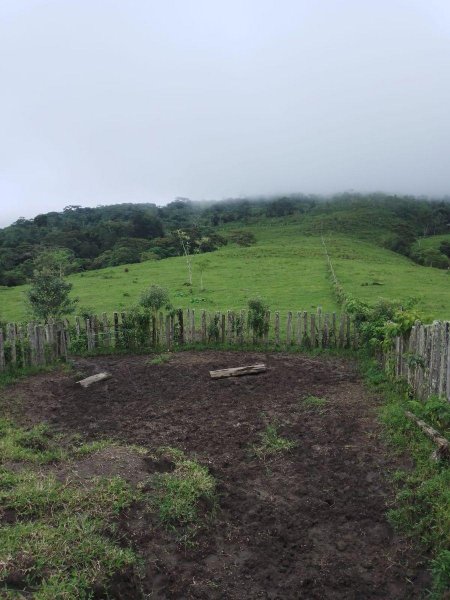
1,193,450,287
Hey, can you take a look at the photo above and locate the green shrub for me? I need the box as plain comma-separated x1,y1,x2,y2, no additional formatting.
247,297,269,340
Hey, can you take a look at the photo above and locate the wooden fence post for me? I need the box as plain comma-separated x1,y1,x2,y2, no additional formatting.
0,329,5,371
158,313,164,347
296,312,302,346
317,307,322,348
18,325,26,368
323,314,329,348
28,323,36,366
35,325,45,365
190,310,195,343
86,319,93,351
101,313,108,348
264,311,270,346
274,312,280,345
164,314,170,348
446,323,450,402
310,313,316,348
60,322,68,359
438,322,447,398
227,311,232,345
286,312,292,346
201,310,207,343
7,323,17,366
75,316,81,337
239,310,245,345
302,311,308,347
178,309,184,345
113,312,119,347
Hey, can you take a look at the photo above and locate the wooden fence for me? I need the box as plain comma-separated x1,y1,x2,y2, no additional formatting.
0,308,357,371
390,321,450,402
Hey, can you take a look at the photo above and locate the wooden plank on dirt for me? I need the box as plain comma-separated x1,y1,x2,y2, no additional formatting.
405,410,449,461
77,372,112,388
210,363,266,379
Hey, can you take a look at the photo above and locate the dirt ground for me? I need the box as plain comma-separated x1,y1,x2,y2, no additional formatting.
2,351,430,599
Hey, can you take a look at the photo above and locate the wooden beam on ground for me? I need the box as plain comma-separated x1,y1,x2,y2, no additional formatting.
77,372,112,388
405,410,450,461
210,364,266,379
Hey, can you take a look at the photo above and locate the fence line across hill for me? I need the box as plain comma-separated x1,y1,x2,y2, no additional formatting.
390,321,450,403
0,308,357,371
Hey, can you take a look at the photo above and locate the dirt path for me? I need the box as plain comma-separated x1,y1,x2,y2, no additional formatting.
2,351,429,599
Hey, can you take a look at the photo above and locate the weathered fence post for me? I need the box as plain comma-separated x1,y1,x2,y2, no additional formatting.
274,312,280,345
59,322,68,359
302,311,308,347
113,312,119,347
310,313,316,348
35,325,45,365
190,310,195,343
178,309,184,345
75,316,81,337
227,311,233,345
0,329,5,371
323,314,329,348
102,313,110,348
264,310,270,346
437,322,447,398
239,310,245,345
18,325,26,367
286,312,293,346
28,323,37,366
7,323,17,366
317,307,322,348
296,311,302,346
201,310,207,343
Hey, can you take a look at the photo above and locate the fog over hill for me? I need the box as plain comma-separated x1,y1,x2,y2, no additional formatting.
1,1,450,226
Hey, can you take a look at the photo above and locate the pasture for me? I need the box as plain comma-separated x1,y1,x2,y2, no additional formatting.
0,352,429,598
0,223,449,323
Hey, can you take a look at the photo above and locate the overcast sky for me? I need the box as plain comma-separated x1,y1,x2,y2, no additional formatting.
1,0,450,227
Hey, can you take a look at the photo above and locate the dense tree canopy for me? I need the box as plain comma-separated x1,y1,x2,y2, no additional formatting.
1,194,450,286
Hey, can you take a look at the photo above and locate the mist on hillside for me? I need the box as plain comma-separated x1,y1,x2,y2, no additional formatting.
1,0,450,226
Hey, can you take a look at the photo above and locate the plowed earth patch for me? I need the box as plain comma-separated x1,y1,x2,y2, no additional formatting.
1,352,429,599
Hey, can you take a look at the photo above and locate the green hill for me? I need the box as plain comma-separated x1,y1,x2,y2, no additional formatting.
1,221,449,323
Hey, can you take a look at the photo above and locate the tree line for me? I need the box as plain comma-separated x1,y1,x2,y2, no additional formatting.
1,193,450,287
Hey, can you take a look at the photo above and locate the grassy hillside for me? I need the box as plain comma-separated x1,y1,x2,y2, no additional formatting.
412,233,450,251
325,235,450,320
1,223,449,323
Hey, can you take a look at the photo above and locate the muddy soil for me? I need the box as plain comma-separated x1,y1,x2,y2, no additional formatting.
1,351,429,599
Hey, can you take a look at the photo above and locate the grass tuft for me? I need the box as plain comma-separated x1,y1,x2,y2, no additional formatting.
0,419,66,464
301,395,328,410
150,447,216,529
147,353,172,365
253,423,296,459
0,420,139,599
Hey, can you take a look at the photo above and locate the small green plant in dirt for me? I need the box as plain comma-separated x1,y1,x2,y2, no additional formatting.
149,447,217,531
301,395,328,410
253,423,296,459
147,353,172,366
